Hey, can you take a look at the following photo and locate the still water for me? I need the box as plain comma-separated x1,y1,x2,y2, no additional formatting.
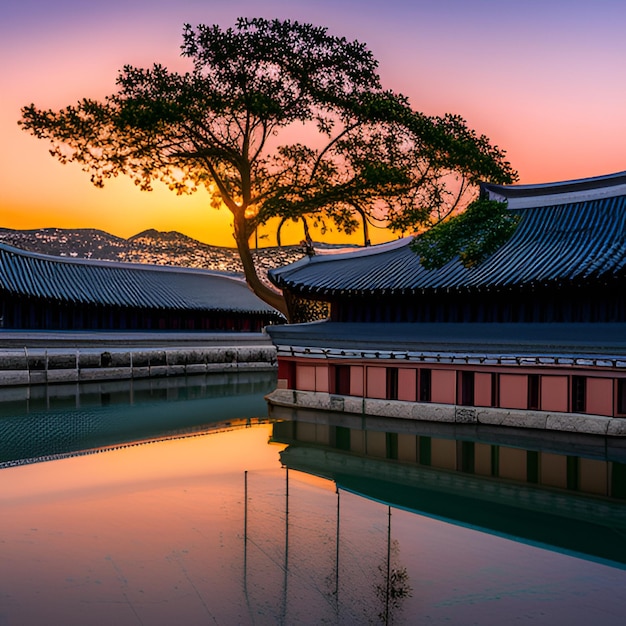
1,372,626,625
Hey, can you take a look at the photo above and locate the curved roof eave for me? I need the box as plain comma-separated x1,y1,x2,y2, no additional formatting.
268,237,414,286
0,243,282,317
482,170,626,209
272,192,626,298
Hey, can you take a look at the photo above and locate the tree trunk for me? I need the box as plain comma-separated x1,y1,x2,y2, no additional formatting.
276,216,287,248
353,203,371,246
362,214,371,247
234,217,289,318
301,216,312,244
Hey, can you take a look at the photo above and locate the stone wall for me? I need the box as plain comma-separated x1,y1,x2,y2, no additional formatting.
0,346,277,386
266,388,626,437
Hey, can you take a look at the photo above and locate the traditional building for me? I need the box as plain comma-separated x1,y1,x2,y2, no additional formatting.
0,243,283,331
270,408,626,565
266,171,626,435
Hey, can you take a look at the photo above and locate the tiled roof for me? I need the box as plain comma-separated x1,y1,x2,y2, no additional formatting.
481,170,626,209
269,189,626,297
266,321,626,358
0,243,280,316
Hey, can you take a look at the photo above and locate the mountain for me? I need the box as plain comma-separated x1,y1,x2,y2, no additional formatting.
0,227,308,284
0,227,129,259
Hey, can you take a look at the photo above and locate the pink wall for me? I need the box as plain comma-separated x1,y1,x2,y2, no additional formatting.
350,365,364,396
296,364,316,392
500,374,528,409
431,370,456,404
398,368,417,401
474,373,492,407
540,375,569,412
315,365,329,393
296,363,329,392
586,377,613,416
287,356,624,417
366,366,387,399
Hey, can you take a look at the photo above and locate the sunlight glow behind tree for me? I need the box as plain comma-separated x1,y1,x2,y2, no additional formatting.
20,17,516,316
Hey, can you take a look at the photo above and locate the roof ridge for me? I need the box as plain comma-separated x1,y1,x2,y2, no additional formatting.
304,236,412,264
269,196,626,296
268,237,413,282
0,241,244,282
482,170,626,209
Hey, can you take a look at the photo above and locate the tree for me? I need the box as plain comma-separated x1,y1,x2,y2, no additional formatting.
411,198,520,269
20,17,517,317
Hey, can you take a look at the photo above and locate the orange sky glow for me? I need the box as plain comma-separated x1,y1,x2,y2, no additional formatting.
2,1,625,248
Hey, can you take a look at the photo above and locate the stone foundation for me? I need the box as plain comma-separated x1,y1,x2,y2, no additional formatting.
266,388,626,437
0,346,277,387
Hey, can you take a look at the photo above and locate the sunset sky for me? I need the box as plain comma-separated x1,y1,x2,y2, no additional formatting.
2,0,625,247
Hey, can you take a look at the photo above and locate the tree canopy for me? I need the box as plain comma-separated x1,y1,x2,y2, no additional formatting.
20,17,517,317
411,198,520,269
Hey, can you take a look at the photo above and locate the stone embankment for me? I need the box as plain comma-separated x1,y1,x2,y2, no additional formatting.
266,388,626,437
0,332,277,386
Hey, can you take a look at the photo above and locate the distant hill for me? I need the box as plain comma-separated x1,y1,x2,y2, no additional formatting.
0,228,129,259
0,227,320,288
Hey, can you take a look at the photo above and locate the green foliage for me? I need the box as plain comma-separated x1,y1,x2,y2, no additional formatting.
18,16,518,312
411,199,520,269
20,18,397,229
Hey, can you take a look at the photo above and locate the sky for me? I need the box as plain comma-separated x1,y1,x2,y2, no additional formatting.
2,0,626,247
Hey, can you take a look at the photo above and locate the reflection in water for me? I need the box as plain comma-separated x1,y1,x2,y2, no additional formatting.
240,460,419,624
271,406,626,570
0,371,276,465
243,469,412,624
1,381,626,624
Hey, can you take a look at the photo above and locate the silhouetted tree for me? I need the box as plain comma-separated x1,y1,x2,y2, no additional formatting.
411,198,521,269
20,17,516,316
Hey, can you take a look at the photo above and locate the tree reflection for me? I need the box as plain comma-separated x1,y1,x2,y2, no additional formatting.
375,507,412,624
243,468,413,624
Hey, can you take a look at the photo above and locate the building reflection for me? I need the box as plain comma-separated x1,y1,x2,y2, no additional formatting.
0,371,276,465
241,403,626,622
270,406,626,570
2,390,626,623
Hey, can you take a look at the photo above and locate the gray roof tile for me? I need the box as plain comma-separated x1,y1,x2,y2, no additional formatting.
270,194,626,296
0,243,281,316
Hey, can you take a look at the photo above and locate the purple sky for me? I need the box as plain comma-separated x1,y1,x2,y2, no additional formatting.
2,0,625,244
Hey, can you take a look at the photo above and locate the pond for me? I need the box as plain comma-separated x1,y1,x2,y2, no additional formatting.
1,372,626,625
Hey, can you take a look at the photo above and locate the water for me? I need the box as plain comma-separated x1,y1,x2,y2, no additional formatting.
1,372,625,625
